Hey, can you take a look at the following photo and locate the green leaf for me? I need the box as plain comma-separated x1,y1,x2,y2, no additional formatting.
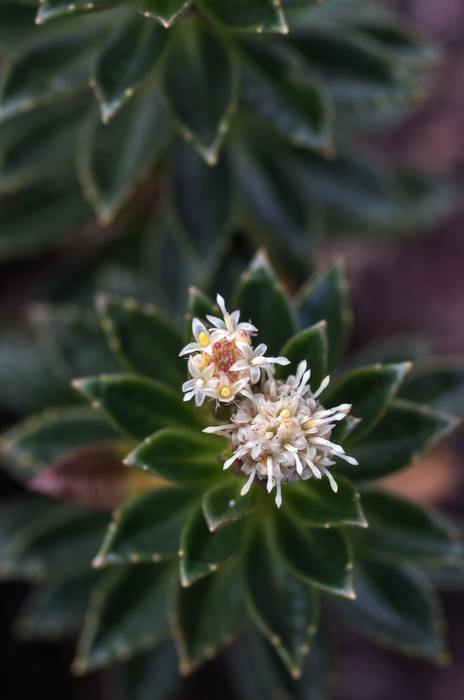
73,374,200,441
0,495,61,565
95,486,201,566
400,363,464,418
161,21,237,164
0,503,109,583
334,557,448,663
285,475,366,528
95,294,185,389
172,558,245,673
242,521,318,677
138,0,192,27
274,509,354,597
321,363,411,444
172,140,232,259
13,572,101,641
197,0,288,34
202,478,260,531
73,563,173,673
353,489,463,566
94,15,169,122
233,251,297,355
0,405,118,481
30,303,120,383
297,261,352,371
126,428,225,483
336,399,460,481
180,504,245,586
37,0,122,23
77,91,168,224
344,336,430,371
107,642,181,700
0,30,99,121
276,322,327,388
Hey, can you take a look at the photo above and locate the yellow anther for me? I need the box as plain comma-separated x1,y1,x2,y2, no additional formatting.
283,420,295,433
198,331,209,346
302,418,317,430
221,387,231,398
279,409,290,419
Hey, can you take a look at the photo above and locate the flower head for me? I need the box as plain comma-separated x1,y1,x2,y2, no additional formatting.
204,361,357,507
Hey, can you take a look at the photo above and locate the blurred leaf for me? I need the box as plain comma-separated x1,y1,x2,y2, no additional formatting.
138,0,191,27
126,428,225,483
202,478,259,531
78,91,168,224
96,294,185,389
106,642,181,700
95,486,201,565
334,557,447,662
233,251,297,355
297,261,351,371
400,363,464,419
337,399,460,481
73,563,173,673
276,322,328,388
172,558,245,674
344,336,430,370
73,374,200,440
285,474,366,528
243,521,318,677
94,15,168,122
161,21,237,164
37,0,122,23
196,0,288,34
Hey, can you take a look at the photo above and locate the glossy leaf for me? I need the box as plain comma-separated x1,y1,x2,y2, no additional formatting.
0,406,118,481
274,509,354,597
78,90,168,224
172,558,245,674
233,251,297,355
285,474,366,528
400,363,464,419
96,294,185,389
94,15,168,122
334,557,447,662
276,322,328,388
126,428,225,483
95,486,201,565
242,522,318,677
321,363,411,444
37,0,122,23
197,0,288,34
353,489,463,565
202,478,259,531
172,140,232,259
180,504,245,586
73,563,173,673
297,261,352,371
337,399,460,481
161,21,237,164
73,374,200,441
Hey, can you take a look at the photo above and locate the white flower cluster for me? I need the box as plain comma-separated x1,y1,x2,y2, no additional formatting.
180,295,358,507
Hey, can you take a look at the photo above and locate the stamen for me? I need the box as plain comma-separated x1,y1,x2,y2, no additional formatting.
198,331,209,346
221,387,231,398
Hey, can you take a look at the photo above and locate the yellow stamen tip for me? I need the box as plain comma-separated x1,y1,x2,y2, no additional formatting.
198,331,209,346
279,409,290,419
221,387,231,398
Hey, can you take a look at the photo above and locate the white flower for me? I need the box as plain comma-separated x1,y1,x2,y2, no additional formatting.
205,294,257,343
179,318,215,357
231,343,290,384
182,355,215,406
204,361,357,507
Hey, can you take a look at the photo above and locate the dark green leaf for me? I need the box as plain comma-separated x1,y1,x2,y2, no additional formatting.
297,261,351,371
73,374,200,441
0,495,61,566
336,399,460,481
233,251,297,355
274,509,354,597
73,563,173,673
197,0,288,34
161,21,237,163
400,363,464,419
95,294,185,389
180,504,245,585
172,558,245,673
94,15,169,122
344,336,430,371
78,91,168,224
172,140,232,259
126,428,225,483
285,474,366,528
353,489,463,565
0,405,118,481
334,556,448,662
37,0,122,23
107,642,181,700
138,0,191,27
276,322,327,387
95,486,201,566
202,478,259,531
242,521,318,677
321,363,411,444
